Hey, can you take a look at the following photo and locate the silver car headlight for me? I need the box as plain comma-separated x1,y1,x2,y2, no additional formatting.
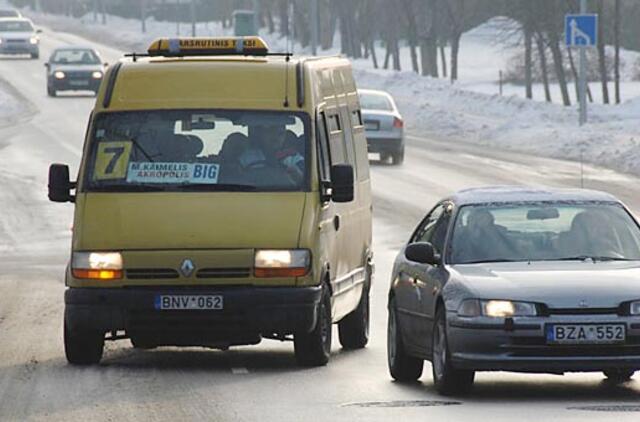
458,299,538,317
30,36,39,45
54,71,65,79
630,301,640,315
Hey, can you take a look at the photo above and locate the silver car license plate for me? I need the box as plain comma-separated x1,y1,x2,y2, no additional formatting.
155,295,223,310
546,324,625,344
69,80,89,86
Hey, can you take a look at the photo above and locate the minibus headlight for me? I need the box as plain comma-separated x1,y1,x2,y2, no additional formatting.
254,249,310,277
72,252,123,280
54,71,65,79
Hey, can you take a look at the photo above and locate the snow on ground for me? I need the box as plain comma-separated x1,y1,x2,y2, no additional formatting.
18,9,640,176
0,77,32,128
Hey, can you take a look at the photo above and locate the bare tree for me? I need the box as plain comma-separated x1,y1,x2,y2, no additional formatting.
596,0,610,104
614,0,621,103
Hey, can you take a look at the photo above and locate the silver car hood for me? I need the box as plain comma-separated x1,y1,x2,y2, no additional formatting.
449,261,640,309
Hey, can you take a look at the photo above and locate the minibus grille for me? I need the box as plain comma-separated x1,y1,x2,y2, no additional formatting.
127,268,180,280
196,267,251,279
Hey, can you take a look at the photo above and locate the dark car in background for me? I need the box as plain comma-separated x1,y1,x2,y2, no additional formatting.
45,47,106,96
358,89,404,165
0,17,40,59
388,186,640,395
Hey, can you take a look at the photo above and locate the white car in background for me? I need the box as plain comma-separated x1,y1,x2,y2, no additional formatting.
0,17,40,59
358,89,405,165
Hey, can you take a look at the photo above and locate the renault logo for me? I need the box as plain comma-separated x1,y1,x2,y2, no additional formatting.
180,259,195,277
578,300,588,308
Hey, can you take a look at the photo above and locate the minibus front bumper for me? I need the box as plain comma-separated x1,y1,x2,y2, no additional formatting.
65,286,322,346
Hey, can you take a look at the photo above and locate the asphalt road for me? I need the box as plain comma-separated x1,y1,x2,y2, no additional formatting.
1,28,639,422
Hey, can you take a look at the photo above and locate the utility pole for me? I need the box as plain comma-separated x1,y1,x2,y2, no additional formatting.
311,0,318,55
190,0,196,37
579,0,587,125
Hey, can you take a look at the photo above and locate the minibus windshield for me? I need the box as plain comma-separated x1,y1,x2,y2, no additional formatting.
84,110,310,192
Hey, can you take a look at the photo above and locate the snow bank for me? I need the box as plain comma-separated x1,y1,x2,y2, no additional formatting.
354,65,640,175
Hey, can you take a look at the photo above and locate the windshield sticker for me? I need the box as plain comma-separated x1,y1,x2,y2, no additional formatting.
126,162,220,184
93,141,133,180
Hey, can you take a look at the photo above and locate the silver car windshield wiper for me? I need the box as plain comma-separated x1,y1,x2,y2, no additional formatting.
458,258,522,264
555,255,637,262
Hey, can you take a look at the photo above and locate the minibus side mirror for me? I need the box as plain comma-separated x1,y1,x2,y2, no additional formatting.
48,164,75,203
330,164,354,203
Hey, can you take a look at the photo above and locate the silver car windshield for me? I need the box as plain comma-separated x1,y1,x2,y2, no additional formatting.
450,203,640,264
0,20,33,32
84,110,309,193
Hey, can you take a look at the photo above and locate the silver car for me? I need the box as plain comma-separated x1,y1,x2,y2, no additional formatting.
0,17,40,59
388,186,640,395
358,89,404,165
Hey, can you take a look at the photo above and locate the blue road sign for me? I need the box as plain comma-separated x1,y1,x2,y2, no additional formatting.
565,14,598,47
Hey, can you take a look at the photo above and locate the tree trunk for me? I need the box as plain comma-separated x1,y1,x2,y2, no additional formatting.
524,22,533,99
536,35,552,103
369,39,378,69
392,38,401,71
440,44,447,78
597,0,610,104
383,40,391,70
450,32,461,82
278,0,289,37
614,0,621,103
548,35,571,106
400,0,420,74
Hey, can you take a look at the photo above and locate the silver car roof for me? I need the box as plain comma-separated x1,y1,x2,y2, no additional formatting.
446,186,620,206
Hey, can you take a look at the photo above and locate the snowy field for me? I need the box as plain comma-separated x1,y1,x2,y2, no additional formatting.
2,8,640,175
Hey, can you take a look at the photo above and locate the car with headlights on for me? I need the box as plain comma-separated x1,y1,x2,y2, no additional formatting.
0,17,40,59
45,47,106,96
387,186,640,395
358,89,404,165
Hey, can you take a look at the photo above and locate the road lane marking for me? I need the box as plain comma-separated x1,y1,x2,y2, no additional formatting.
231,367,249,374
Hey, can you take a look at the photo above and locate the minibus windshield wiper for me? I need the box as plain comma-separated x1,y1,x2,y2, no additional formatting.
89,184,167,192
175,183,258,192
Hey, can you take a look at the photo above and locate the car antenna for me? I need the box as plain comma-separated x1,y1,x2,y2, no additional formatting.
283,1,292,108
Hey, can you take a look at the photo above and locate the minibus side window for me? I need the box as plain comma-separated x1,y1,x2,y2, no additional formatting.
316,112,331,181
327,113,347,165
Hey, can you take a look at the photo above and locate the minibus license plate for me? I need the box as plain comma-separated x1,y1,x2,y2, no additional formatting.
155,295,223,310
547,324,625,344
